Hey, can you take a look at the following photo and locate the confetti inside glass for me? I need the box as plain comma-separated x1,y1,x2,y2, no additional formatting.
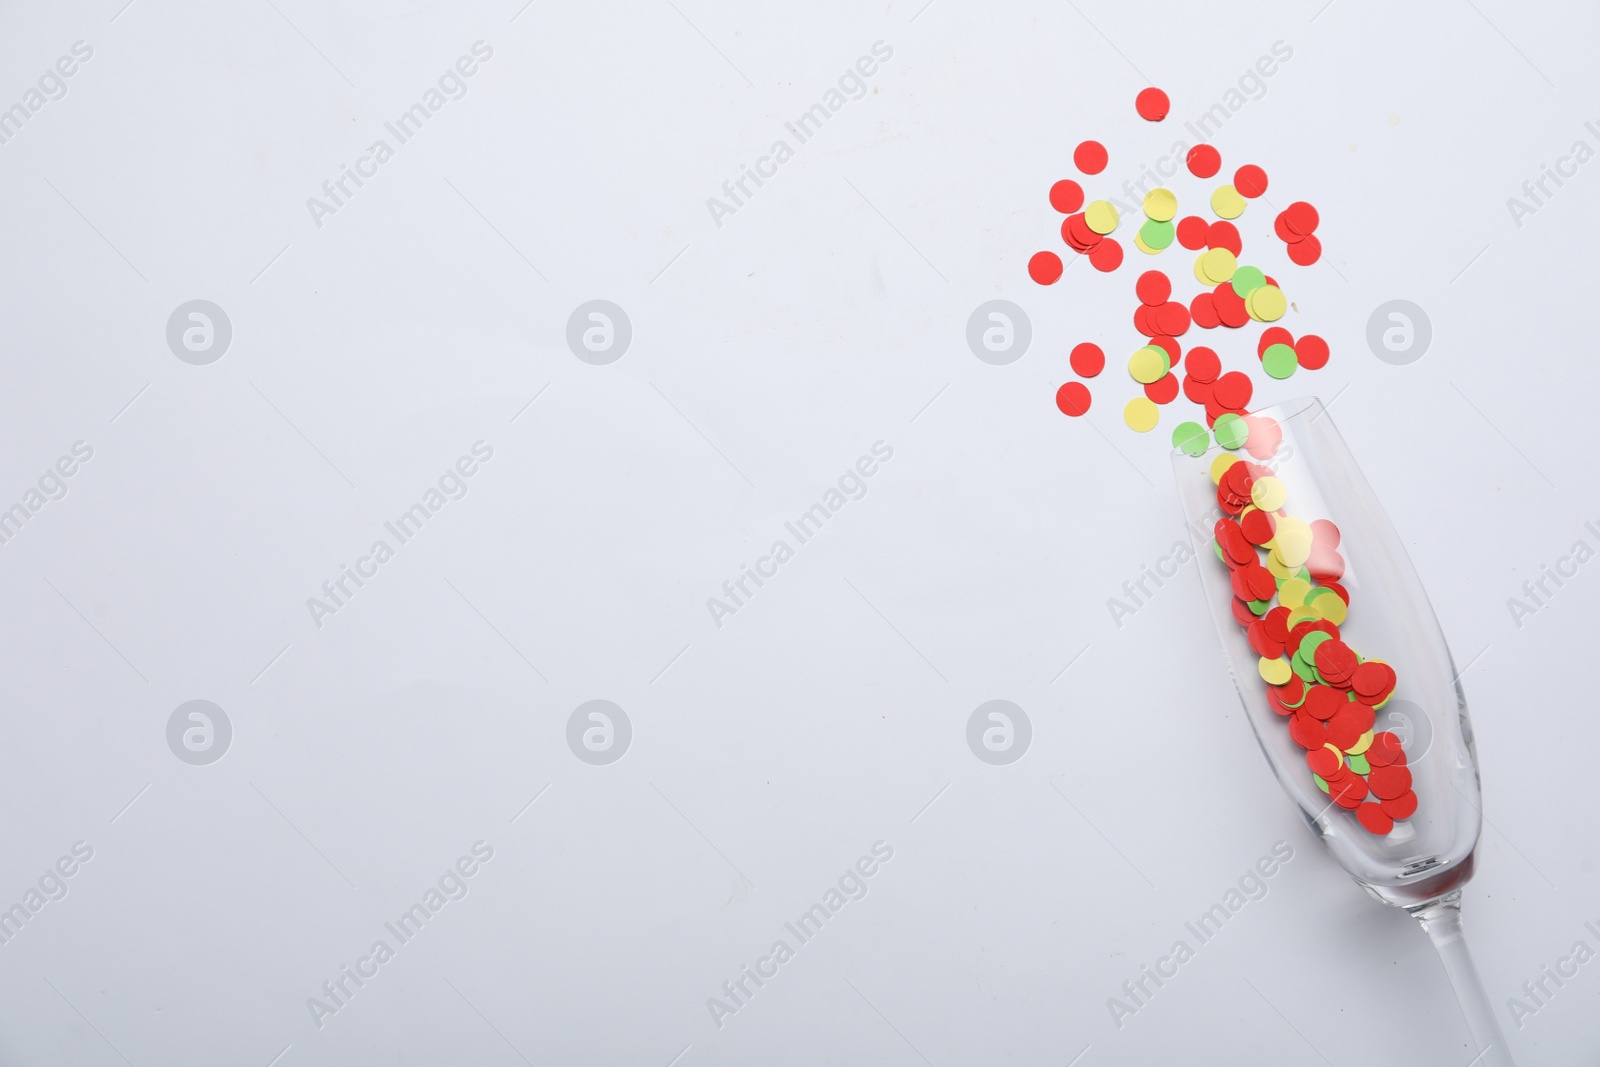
1174,397,1516,1067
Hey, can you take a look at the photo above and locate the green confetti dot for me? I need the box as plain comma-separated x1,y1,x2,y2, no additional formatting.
1139,218,1175,250
1347,753,1371,775
1213,412,1248,450
1172,420,1210,456
1213,540,1224,562
1292,656,1318,683
1312,773,1329,793
1247,598,1272,616
1231,266,1266,296
1262,343,1297,379
1299,631,1332,659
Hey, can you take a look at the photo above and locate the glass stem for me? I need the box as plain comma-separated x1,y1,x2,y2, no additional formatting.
1411,893,1516,1067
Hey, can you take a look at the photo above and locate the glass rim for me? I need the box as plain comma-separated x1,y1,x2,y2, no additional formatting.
1168,395,1326,459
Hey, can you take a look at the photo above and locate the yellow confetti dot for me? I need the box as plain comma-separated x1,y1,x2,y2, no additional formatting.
1274,516,1313,567
1277,576,1311,609
1346,730,1375,756
1288,606,1322,626
1123,396,1159,432
1259,656,1292,685
1143,187,1177,222
1311,591,1348,625
1211,184,1246,219
1128,346,1169,384
1247,284,1287,321
1210,452,1239,483
1133,231,1157,255
1265,550,1297,580
1085,200,1119,235
1197,247,1236,284
1250,475,1287,511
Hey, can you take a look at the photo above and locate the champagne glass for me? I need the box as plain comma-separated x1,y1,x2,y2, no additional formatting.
1172,397,1514,1067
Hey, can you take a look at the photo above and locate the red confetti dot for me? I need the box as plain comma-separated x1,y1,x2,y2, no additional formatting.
1212,370,1253,410
1287,234,1323,266
1136,270,1171,307
1380,790,1418,820
1295,334,1330,370
1241,508,1277,545
1176,215,1209,250
1310,518,1341,548
1074,140,1108,175
1274,211,1304,244
1206,221,1242,256
1302,685,1344,721
1148,335,1180,364
1055,381,1091,416
1367,732,1403,767
1049,179,1084,214
1307,746,1342,778
1069,342,1105,378
1135,87,1170,121
1182,374,1212,405
1089,237,1123,272
1189,292,1220,329
1065,213,1101,252
1133,304,1157,337
1029,251,1064,285
1185,346,1221,383
1368,764,1413,802
1212,284,1249,329
1186,144,1221,178
1145,373,1180,405
1356,802,1395,835
1234,165,1268,198
1257,327,1294,358
1155,301,1191,336
1284,201,1320,235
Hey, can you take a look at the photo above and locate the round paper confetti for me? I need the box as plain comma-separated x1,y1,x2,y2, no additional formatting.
1262,343,1298,379
1258,327,1294,357
1074,140,1108,175
1029,251,1063,285
1247,285,1287,321
1173,421,1209,456
1250,475,1287,511
1186,347,1220,382
1070,342,1105,377
1210,185,1246,220
1089,238,1123,272
1176,216,1209,250
1234,165,1268,198
1259,656,1291,684
1145,372,1180,405
1135,87,1170,121
1055,381,1091,416
1139,219,1175,251
1049,179,1084,214
1085,200,1119,235
1284,201,1319,235
1287,234,1323,266
1231,265,1266,297
1136,271,1171,306
1295,335,1330,370
1123,396,1159,432
1129,346,1169,384
1207,221,1242,256
1213,412,1248,449
1212,371,1253,410
1143,188,1177,222
1186,144,1221,178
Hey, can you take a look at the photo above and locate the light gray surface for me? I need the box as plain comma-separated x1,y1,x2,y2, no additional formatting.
2,1,1597,1064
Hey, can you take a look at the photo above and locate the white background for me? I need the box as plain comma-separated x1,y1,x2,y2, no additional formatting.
1,0,1597,1064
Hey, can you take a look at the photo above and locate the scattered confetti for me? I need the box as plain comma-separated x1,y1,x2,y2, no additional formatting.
1135,87,1171,121
1123,396,1159,432
1070,342,1105,377
1029,251,1064,285
1074,140,1108,175
1186,144,1221,178
1056,381,1091,416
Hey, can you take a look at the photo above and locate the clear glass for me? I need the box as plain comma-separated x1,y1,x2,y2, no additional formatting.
1173,397,1514,1067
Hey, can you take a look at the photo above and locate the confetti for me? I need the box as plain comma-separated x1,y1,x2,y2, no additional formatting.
1234,165,1269,198
1050,179,1085,213
1123,396,1160,432
1173,421,1210,456
1070,342,1106,377
1055,381,1092,416
1210,184,1246,220
1074,140,1108,175
1262,343,1298,379
1135,87,1171,121
1136,270,1171,306
1029,251,1064,285
1295,335,1331,370
1143,188,1178,222
1145,372,1180,405
1186,144,1221,178
1089,238,1124,272
1085,200,1119,235
1129,346,1170,384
